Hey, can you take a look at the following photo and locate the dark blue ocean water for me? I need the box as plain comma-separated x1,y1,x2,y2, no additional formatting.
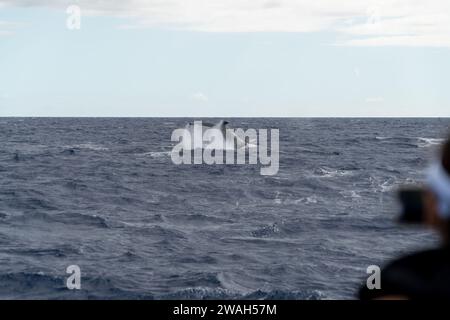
0,118,449,299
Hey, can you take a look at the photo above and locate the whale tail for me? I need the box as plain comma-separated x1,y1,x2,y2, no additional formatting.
215,120,229,138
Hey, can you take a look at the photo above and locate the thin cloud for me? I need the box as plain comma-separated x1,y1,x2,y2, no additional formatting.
0,20,17,36
365,97,385,103
0,0,449,46
191,92,209,103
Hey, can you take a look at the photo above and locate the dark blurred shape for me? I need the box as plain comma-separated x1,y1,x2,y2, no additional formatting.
443,138,450,175
398,188,425,223
359,134,450,300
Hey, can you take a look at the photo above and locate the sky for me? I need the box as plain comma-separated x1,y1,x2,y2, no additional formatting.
0,0,450,117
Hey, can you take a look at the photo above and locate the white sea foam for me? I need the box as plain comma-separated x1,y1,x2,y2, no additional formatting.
340,190,361,199
314,167,353,178
142,151,171,158
417,137,445,148
370,176,417,193
294,196,318,204
376,136,445,148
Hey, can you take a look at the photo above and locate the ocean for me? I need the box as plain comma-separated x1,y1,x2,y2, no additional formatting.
0,118,449,299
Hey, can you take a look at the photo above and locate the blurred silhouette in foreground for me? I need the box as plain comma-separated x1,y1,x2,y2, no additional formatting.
360,136,450,299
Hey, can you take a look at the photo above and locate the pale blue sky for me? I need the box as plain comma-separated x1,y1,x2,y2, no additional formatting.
1,1,450,117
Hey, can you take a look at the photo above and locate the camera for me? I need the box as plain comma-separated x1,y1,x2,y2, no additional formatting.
398,188,426,223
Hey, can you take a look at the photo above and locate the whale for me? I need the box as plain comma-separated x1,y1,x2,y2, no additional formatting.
171,120,280,175
182,120,256,151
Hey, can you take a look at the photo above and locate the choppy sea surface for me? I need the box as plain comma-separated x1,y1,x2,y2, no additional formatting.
0,118,449,300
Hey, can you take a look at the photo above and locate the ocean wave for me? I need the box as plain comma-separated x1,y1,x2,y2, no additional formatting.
375,136,445,148
294,195,319,204
339,190,361,199
278,195,319,205
221,236,301,246
63,143,109,152
164,213,234,225
251,223,280,238
64,180,89,190
159,287,237,300
263,176,295,187
8,197,59,211
7,212,109,229
157,287,325,300
0,232,10,244
0,272,155,300
2,245,81,258
242,289,326,300
139,151,171,158
313,167,353,178
369,176,417,193
118,146,148,154
61,148,77,155
0,272,66,299
417,137,445,148
11,152,38,161
293,146,341,156
53,213,109,228
120,223,188,240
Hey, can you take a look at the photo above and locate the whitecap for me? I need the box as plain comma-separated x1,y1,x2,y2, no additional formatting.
340,190,361,199
65,143,109,151
313,167,352,178
293,196,318,204
417,137,445,148
141,151,171,158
